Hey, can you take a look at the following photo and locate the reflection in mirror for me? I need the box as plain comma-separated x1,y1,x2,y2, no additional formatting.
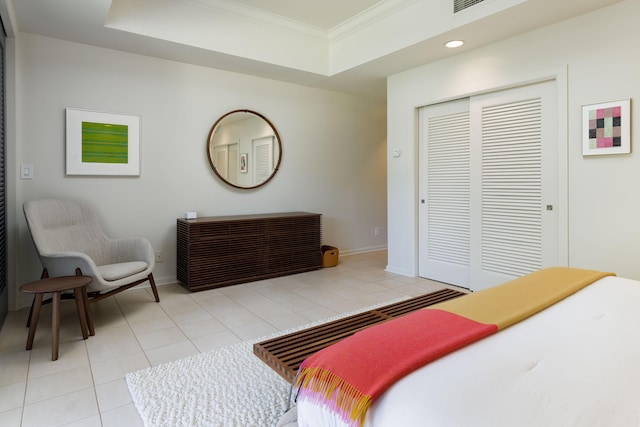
207,110,282,189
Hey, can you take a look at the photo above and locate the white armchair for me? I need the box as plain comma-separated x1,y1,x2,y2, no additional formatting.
23,198,159,332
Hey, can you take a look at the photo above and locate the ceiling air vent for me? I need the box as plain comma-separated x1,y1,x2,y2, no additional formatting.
454,0,485,13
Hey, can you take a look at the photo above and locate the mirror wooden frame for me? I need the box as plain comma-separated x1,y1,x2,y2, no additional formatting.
207,109,282,189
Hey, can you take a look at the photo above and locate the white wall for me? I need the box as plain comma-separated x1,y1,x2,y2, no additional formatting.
387,0,640,280
10,33,387,309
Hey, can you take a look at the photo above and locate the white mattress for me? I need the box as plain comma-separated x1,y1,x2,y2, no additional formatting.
297,276,640,426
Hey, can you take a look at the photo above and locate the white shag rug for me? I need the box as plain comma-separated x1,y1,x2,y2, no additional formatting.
126,298,406,427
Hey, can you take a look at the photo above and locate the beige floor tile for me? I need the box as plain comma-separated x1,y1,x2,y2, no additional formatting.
85,325,143,364
0,327,28,353
21,388,98,427
0,347,30,387
154,284,190,299
0,309,28,331
189,288,227,305
297,305,341,322
165,306,213,326
128,316,176,336
158,295,204,315
27,340,89,380
64,415,102,427
0,407,22,427
135,326,189,351
178,317,228,339
0,381,25,412
90,352,150,386
330,284,382,300
261,311,312,331
144,340,199,366
227,292,277,310
197,299,247,317
89,299,127,330
357,289,410,306
95,378,132,413
289,285,339,301
25,365,93,405
254,287,307,304
216,285,255,299
115,302,167,324
265,295,320,312
230,320,279,341
244,301,293,319
113,288,155,304
214,308,263,329
190,329,242,352
100,403,144,427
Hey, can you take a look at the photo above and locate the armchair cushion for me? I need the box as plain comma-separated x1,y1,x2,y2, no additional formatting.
99,261,149,282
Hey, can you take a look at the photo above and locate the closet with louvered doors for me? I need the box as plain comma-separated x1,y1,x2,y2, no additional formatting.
418,81,559,291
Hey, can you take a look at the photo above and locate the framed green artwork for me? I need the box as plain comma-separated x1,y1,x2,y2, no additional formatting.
66,108,140,175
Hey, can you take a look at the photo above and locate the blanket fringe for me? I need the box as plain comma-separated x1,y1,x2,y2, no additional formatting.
296,366,372,426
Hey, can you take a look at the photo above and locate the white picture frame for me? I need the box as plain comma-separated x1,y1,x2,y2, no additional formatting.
66,108,141,175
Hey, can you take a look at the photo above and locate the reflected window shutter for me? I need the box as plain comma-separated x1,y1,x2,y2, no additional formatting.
214,146,228,179
427,111,471,266
254,137,273,184
481,98,542,276
228,144,238,183
273,137,280,166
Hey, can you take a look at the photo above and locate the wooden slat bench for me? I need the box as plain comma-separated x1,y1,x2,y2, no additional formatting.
253,288,466,383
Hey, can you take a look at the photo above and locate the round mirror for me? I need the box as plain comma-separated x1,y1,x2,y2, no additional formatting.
207,110,282,189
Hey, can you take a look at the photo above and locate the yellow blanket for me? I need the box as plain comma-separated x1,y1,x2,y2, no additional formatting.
432,267,615,329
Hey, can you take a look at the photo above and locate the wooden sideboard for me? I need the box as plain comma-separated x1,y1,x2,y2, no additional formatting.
177,212,322,291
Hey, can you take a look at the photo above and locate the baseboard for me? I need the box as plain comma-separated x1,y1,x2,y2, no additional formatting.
153,275,179,287
384,264,414,277
338,245,387,257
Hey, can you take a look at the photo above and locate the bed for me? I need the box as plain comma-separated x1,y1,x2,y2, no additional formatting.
293,267,640,426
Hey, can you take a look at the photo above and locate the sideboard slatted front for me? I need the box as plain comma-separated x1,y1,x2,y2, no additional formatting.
177,212,322,291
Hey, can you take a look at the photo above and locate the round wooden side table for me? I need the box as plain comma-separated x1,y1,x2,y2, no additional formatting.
20,275,93,361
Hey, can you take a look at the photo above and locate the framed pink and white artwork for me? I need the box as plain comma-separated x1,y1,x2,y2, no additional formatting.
582,99,630,156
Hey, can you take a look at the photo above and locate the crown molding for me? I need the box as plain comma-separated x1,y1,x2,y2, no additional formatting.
179,0,417,44
329,0,417,42
180,0,329,41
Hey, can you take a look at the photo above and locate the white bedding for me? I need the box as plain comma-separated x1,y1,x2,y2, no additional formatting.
297,276,640,426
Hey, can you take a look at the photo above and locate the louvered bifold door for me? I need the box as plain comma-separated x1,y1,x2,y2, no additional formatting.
419,99,471,288
470,81,558,290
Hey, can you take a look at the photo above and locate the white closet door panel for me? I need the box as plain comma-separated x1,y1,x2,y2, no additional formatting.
419,99,471,287
470,81,557,290
482,98,542,275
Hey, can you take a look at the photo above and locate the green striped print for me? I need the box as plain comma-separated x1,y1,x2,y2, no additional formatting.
81,121,129,164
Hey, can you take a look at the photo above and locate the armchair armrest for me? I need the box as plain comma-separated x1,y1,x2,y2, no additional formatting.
39,252,101,278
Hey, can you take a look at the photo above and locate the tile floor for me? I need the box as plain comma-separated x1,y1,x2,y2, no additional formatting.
0,251,456,427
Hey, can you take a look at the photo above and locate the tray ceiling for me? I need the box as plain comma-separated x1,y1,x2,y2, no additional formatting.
7,0,624,100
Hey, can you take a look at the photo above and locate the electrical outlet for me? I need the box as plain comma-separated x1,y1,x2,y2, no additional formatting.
155,250,163,262
374,227,380,237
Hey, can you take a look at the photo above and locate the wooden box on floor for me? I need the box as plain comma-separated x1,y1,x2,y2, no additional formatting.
321,245,339,267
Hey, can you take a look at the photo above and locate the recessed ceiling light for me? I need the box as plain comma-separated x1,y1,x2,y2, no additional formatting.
445,40,464,48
